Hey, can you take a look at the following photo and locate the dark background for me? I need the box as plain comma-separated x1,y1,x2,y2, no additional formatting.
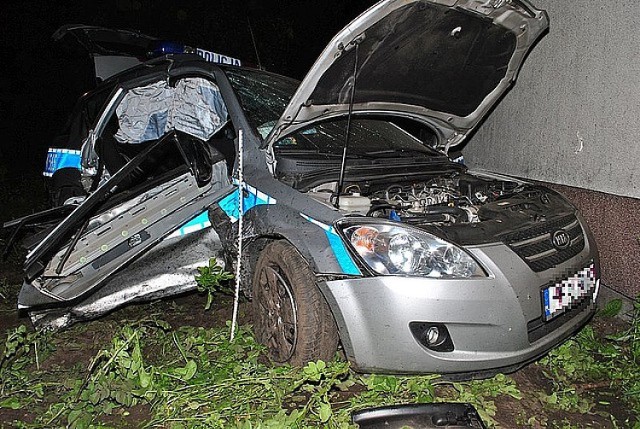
0,0,375,179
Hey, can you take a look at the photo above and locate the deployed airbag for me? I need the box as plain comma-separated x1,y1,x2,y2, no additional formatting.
114,78,228,144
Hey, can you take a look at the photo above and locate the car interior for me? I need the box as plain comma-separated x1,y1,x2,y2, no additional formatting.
93,76,236,194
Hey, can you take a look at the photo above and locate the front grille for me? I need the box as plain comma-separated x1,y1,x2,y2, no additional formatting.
502,215,585,272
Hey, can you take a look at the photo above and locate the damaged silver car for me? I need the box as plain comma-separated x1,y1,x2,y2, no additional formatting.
6,0,600,375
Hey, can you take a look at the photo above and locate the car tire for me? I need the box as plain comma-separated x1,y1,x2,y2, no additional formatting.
251,240,338,366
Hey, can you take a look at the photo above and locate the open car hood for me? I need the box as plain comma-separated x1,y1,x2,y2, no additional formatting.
267,0,548,152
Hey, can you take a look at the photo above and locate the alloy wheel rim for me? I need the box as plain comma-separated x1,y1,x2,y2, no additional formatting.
256,265,298,362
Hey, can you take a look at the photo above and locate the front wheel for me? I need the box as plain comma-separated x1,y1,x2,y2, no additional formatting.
251,241,338,366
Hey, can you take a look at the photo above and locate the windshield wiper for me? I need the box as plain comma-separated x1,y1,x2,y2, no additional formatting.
276,149,370,159
362,148,439,158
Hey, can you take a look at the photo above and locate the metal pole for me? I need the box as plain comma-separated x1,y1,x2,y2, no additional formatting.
231,129,244,341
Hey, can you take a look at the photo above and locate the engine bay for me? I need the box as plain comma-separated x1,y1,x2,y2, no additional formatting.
305,171,567,229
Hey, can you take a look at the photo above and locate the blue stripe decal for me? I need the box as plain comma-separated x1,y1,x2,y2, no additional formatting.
324,229,361,276
167,210,212,239
299,213,361,276
43,148,82,177
218,184,276,223
218,190,240,222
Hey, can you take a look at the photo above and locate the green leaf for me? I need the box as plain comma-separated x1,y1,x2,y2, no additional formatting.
154,319,172,330
335,378,356,391
600,299,623,317
130,357,141,373
194,258,233,310
176,360,197,381
67,409,84,427
139,367,152,388
365,374,398,393
0,397,22,409
88,390,101,405
303,361,322,381
318,402,332,423
115,390,127,405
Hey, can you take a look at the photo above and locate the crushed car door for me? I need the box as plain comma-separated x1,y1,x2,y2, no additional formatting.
19,76,234,309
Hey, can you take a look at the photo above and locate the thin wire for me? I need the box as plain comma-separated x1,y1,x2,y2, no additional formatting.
247,17,263,70
231,129,244,341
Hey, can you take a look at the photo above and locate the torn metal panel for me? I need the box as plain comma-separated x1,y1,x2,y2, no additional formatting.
28,227,224,330
352,402,487,428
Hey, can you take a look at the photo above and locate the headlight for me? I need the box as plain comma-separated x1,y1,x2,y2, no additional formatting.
341,222,486,278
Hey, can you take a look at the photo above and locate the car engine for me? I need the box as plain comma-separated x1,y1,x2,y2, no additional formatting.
306,173,530,226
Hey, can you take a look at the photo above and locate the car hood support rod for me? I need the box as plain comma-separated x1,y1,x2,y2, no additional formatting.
334,41,360,209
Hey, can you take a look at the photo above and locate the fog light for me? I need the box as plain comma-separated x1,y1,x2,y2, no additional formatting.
425,326,440,345
409,322,454,352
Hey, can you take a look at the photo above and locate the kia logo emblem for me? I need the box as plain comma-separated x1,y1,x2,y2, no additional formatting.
552,230,571,249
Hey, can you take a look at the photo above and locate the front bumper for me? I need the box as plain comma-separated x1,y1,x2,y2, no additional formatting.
320,240,598,374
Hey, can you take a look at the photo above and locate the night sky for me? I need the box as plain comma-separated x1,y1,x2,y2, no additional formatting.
0,0,376,178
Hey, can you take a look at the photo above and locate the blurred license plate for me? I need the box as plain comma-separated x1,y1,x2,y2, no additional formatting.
542,263,598,321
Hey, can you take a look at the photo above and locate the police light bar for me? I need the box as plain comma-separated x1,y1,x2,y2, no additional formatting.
149,41,241,66
150,41,186,56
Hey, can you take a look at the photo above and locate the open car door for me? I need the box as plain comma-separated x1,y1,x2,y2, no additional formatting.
19,131,232,309
18,72,235,313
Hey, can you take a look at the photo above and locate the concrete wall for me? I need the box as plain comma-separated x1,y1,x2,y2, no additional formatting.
464,0,640,199
546,184,640,298
463,0,640,297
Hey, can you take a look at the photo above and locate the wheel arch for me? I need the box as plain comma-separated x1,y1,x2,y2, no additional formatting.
243,234,349,350
240,233,319,296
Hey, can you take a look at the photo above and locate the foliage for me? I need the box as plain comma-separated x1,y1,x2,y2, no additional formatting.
0,325,53,411
1,317,531,428
29,321,356,428
1,290,638,428
448,374,521,426
194,258,234,310
538,297,640,420
599,298,623,318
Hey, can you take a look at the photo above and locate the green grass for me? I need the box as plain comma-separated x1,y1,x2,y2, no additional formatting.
0,262,638,428
537,299,640,423
0,305,638,428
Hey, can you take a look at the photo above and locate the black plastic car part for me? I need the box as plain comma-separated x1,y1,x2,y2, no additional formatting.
1,205,76,261
352,403,487,428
